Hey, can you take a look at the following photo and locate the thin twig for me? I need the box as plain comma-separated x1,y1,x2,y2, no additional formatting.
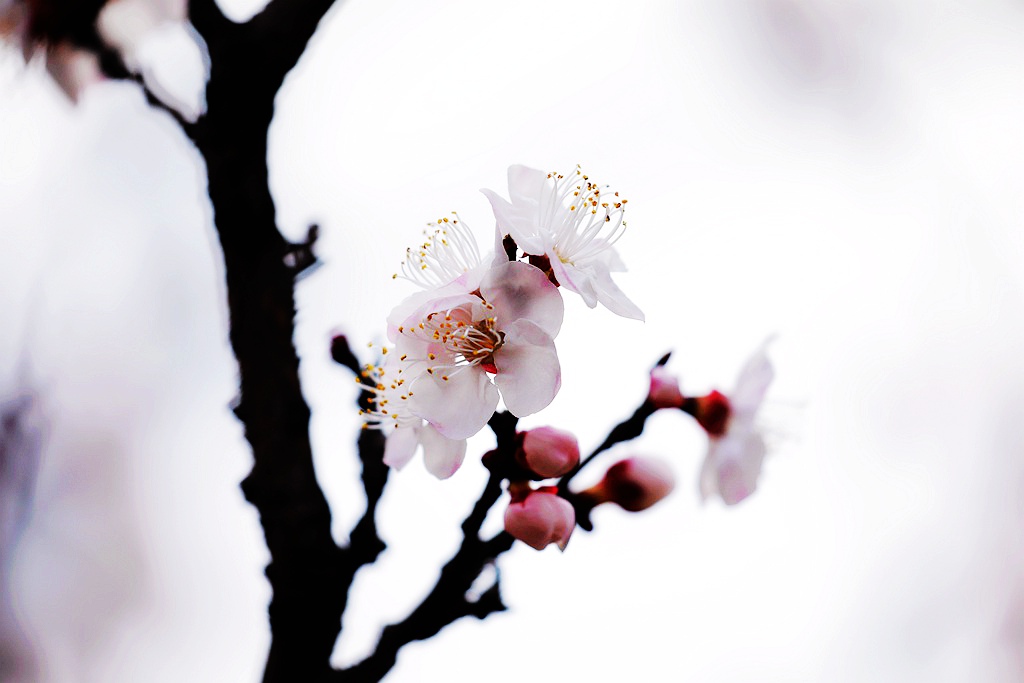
335,414,520,682
557,400,658,493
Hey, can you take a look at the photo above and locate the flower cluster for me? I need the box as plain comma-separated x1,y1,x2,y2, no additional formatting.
362,165,643,480
356,164,778,551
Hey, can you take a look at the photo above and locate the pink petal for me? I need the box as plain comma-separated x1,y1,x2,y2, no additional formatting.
479,261,564,338
386,287,477,341
419,425,467,479
409,366,498,440
382,426,420,470
493,320,560,418
700,427,766,506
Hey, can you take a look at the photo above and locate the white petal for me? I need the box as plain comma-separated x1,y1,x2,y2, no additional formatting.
382,426,420,470
409,367,498,440
490,224,511,267
132,22,209,122
479,261,564,338
730,338,775,417
591,240,628,272
482,164,552,256
588,259,645,321
493,320,560,417
552,255,644,320
549,258,599,308
481,188,546,255
419,425,467,479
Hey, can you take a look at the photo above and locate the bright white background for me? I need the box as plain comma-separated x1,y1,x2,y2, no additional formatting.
2,0,1023,681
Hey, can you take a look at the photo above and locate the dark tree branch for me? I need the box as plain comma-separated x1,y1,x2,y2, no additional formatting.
247,0,343,72
175,7,352,681
557,400,658,493
337,471,515,683
334,413,520,682
187,0,236,50
136,76,196,134
335,336,389,574
344,428,388,568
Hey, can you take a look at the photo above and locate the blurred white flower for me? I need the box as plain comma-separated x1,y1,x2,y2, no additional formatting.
699,339,774,505
97,0,208,121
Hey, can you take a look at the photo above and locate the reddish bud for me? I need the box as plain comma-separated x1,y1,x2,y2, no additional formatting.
516,426,580,478
692,390,731,437
648,366,684,409
581,457,675,512
504,486,575,551
330,333,361,373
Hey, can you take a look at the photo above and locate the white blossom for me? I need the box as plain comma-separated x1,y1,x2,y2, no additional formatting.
482,164,644,320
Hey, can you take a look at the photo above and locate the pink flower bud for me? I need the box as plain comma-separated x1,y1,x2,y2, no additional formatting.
516,426,580,478
504,486,575,551
648,366,683,409
583,457,675,512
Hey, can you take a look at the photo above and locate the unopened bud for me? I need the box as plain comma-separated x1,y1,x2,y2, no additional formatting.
582,457,675,513
648,366,684,409
330,333,360,373
516,426,580,478
504,485,575,551
684,390,731,436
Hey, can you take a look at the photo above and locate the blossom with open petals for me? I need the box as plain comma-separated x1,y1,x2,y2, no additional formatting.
359,355,466,479
386,213,502,340
482,164,644,321
698,340,774,505
392,260,564,440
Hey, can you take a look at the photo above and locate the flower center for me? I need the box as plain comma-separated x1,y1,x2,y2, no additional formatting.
425,310,504,367
399,305,506,374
